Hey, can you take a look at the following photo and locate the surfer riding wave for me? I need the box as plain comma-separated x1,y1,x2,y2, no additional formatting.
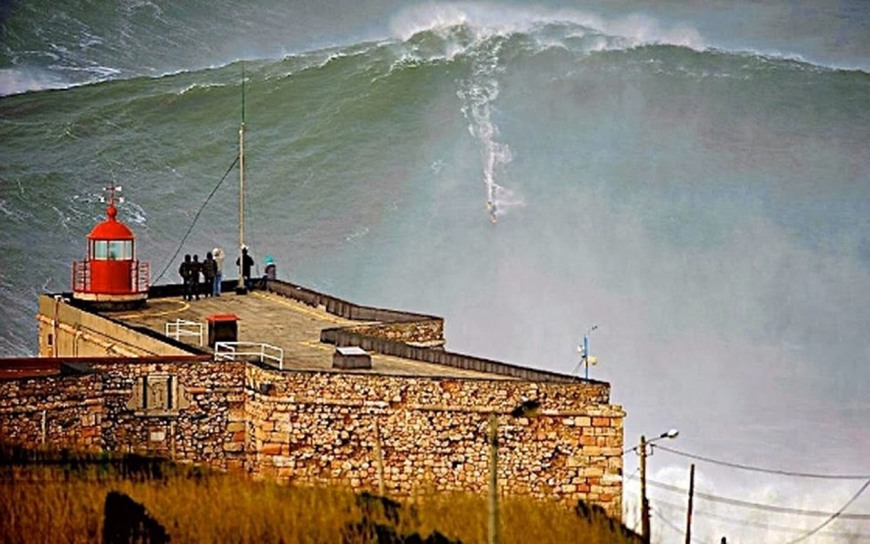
486,200,498,224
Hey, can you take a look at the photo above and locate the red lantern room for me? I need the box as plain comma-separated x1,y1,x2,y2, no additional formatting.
72,184,149,309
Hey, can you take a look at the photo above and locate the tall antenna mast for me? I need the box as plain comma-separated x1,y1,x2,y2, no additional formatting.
237,63,247,293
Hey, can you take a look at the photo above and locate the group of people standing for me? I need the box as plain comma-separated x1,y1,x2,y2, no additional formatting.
178,248,225,301
179,246,277,300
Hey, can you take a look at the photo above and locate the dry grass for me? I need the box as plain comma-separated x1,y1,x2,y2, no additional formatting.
0,450,637,544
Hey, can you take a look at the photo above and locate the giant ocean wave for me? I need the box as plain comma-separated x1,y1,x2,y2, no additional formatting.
1,2,869,542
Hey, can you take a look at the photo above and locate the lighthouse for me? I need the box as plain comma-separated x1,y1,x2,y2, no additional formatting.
71,184,150,309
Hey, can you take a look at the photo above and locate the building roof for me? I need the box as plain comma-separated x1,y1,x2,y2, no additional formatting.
106,289,514,379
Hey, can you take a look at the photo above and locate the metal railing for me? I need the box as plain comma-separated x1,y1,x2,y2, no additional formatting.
214,342,285,369
135,261,150,293
71,260,150,294
72,261,90,292
164,319,203,346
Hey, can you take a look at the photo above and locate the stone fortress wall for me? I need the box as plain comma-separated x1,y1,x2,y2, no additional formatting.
247,366,623,510
0,282,625,517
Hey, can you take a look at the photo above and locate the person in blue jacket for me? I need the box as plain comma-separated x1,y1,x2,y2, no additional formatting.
259,255,277,289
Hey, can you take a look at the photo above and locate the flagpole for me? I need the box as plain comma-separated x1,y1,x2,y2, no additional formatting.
237,63,247,294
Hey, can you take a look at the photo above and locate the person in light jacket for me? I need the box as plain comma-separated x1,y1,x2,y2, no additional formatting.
212,247,225,296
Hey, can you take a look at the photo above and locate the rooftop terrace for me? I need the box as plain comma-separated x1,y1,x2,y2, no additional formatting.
11,280,585,384
106,285,512,380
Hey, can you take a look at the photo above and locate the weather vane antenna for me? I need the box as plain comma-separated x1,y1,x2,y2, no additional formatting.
99,182,125,211
574,325,600,380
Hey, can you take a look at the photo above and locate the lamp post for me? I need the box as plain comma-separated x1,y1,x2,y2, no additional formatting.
638,429,679,543
488,399,541,544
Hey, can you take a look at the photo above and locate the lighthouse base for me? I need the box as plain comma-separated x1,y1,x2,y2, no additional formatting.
72,291,148,312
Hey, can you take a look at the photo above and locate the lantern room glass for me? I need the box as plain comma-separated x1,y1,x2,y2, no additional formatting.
91,240,133,260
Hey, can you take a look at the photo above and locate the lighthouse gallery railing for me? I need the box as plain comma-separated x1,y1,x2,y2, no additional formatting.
72,260,150,294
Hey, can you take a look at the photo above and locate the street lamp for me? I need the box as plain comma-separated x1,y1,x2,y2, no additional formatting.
488,399,542,544
637,429,679,543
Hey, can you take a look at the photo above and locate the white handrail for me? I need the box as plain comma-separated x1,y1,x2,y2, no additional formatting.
214,341,285,369
164,319,204,346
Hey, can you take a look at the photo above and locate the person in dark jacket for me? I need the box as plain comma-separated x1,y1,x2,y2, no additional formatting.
191,254,202,300
236,246,254,291
178,254,194,301
201,252,217,298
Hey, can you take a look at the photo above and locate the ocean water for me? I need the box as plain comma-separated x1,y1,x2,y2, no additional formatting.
1,2,868,542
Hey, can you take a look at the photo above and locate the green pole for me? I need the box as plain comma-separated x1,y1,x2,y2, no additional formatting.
488,412,499,544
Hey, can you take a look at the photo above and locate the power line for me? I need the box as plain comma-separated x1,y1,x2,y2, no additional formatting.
152,156,239,284
650,506,701,544
634,476,870,520
650,495,870,539
654,444,870,481
650,477,870,520
785,478,870,544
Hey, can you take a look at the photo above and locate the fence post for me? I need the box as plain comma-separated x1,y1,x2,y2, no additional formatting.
374,418,385,496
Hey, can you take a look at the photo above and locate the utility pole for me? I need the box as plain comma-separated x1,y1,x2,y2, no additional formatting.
636,429,678,544
488,412,499,544
640,435,650,543
373,418,385,496
685,464,695,544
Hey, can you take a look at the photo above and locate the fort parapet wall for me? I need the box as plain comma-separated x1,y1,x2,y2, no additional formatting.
0,359,246,471
0,373,103,449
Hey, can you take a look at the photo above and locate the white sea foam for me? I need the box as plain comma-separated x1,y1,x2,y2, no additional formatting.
121,0,163,18
0,61,124,97
345,226,370,243
389,2,707,53
121,200,148,227
275,45,378,81
386,3,870,74
0,199,27,223
50,205,72,232
177,81,228,95
0,68,61,97
455,31,522,219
